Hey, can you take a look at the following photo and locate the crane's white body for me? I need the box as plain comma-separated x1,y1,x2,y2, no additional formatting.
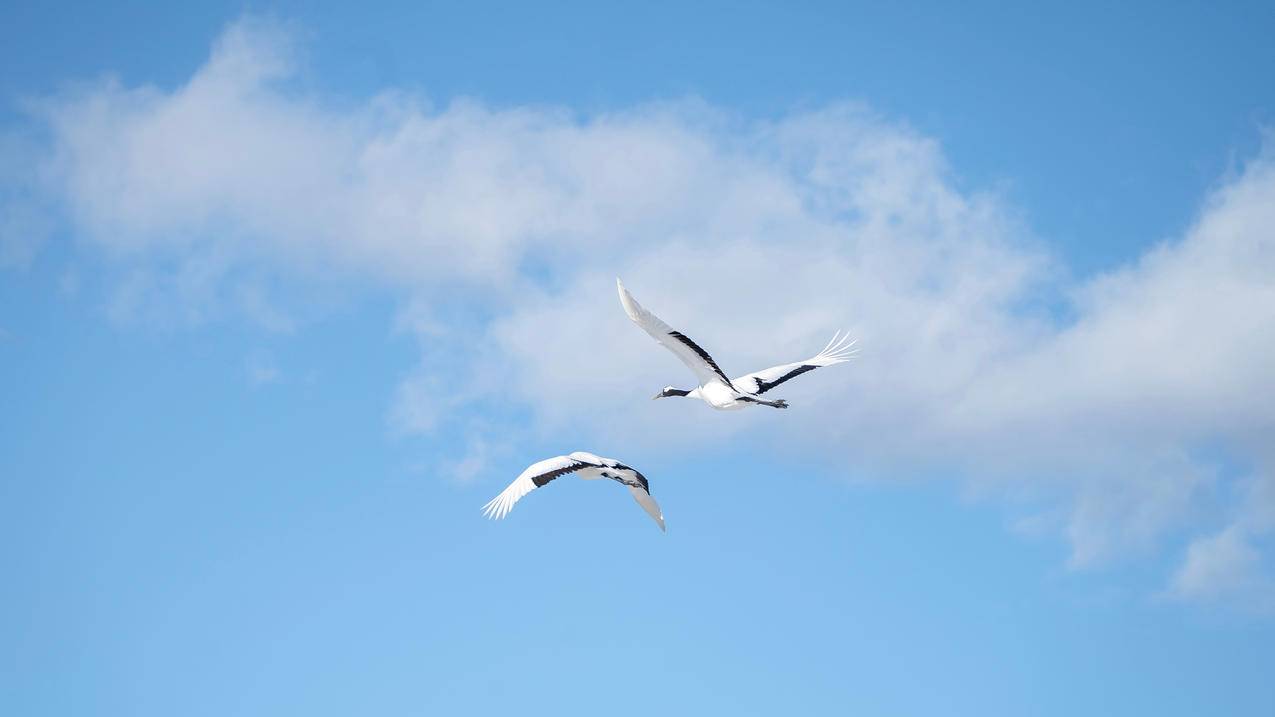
686,383,751,411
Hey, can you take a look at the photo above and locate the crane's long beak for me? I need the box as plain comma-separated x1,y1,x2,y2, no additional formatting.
651,391,663,400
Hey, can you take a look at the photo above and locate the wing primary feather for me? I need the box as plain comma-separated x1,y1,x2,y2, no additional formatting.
628,486,666,532
826,334,856,357
820,330,841,355
617,278,735,389
732,331,859,395
480,456,587,521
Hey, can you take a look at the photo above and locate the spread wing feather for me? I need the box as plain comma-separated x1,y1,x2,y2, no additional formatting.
628,485,666,532
734,330,858,395
480,455,590,520
617,278,734,389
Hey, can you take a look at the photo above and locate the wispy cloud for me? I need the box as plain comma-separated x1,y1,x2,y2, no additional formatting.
245,350,280,386
1,129,55,268
1170,526,1275,613
11,17,1275,608
445,437,494,484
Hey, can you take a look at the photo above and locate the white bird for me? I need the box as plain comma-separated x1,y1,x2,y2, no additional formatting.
481,452,666,532
617,278,857,410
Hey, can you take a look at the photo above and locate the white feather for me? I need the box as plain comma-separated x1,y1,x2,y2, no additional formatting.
480,455,579,520
628,485,666,532
617,278,733,389
733,330,859,394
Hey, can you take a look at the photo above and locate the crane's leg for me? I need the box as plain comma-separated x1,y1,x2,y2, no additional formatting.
739,396,789,409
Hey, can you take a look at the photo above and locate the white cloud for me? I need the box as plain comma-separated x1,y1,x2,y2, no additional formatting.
1173,528,1258,597
12,17,1275,607
445,437,495,484
473,146,1275,580
1170,527,1274,611
30,19,807,296
0,199,51,268
245,350,280,386
1,127,55,268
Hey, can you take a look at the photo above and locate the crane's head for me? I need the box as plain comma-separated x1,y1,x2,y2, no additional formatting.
653,386,691,400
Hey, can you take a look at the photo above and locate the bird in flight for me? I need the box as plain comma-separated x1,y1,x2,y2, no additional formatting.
481,452,666,532
617,278,857,411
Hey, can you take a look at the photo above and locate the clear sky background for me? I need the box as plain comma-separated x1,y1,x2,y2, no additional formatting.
3,2,1274,714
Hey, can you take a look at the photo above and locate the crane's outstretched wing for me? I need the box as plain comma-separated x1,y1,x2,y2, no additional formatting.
733,331,858,395
482,452,666,532
617,278,734,389
593,456,666,533
627,484,666,532
480,455,592,520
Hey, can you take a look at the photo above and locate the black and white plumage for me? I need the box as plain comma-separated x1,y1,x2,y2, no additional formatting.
618,278,857,410
731,331,860,395
481,452,665,532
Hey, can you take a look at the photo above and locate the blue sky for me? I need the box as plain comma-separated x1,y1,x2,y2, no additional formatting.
3,2,1275,715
